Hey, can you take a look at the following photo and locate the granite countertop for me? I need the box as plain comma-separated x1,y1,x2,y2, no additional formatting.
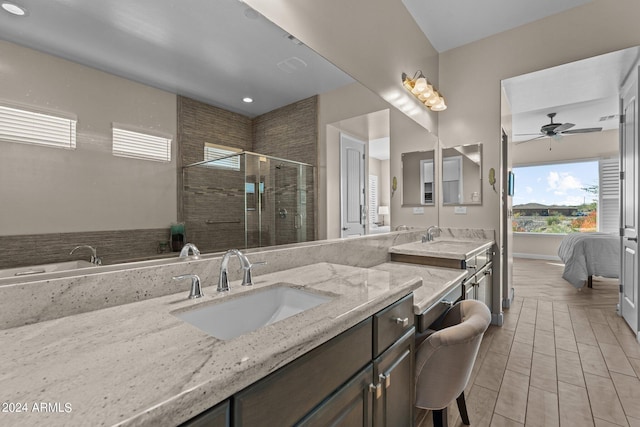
372,262,468,314
389,238,494,260
0,262,421,427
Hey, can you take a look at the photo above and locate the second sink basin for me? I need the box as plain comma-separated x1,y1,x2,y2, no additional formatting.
175,285,333,340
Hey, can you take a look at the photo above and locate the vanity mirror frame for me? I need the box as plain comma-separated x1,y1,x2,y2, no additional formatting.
441,142,483,206
401,150,437,207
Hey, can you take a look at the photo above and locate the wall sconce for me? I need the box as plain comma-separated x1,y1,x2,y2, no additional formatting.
402,72,447,111
378,205,389,226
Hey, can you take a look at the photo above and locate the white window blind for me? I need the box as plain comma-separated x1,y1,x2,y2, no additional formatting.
369,175,379,224
112,127,171,162
204,143,241,170
599,158,619,233
0,104,76,149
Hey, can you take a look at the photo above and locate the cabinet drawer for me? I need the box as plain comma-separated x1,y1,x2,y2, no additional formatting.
373,294,414,357
417,282,462,333
234,317,372,427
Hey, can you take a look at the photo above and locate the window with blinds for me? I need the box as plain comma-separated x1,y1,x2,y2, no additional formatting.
0,104,76,149
203,143,241,170
599,158,619,233
112,127,171,162
369,175,379,224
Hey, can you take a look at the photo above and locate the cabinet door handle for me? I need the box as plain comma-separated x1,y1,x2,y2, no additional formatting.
380,373,391,388
393,317,409,327
369,383,382,399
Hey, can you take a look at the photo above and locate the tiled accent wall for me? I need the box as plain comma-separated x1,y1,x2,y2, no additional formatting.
0,228,171,270
178,95,317,253
253,96,318,167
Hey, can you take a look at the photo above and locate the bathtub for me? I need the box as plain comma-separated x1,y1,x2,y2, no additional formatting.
0,260,96,279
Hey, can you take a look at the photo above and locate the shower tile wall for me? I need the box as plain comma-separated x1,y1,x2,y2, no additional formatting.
253,96,316,246
178,95,317,252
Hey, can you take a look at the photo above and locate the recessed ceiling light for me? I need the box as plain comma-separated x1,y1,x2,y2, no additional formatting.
242,97,253,103
1,2,27,16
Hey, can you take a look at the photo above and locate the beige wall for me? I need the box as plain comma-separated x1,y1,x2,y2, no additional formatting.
513,234,564,260
0,40,177,235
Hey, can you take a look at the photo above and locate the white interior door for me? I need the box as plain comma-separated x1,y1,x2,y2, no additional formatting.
620,65,639,335
340,134,365,237
442,156,462,204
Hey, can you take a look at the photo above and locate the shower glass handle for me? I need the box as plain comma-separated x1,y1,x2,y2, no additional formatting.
294,213,302,229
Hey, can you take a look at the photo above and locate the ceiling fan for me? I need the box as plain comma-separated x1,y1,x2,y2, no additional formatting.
516,112,603,144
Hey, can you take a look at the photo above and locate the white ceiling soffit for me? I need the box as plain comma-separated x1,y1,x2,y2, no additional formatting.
369,137,390,161
503,46,640,142
402,0,594,53
0,0,353,117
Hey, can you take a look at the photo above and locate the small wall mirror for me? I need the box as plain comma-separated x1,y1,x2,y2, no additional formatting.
402,150,435,206
441,143,483,205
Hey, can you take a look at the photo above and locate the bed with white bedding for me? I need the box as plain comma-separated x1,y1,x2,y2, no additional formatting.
557,232,620,288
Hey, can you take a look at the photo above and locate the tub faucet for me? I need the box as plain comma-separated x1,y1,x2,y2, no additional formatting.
422,226,441,243
179,243,201,259
172,274,203,299
218,249,266,292
70,245,102,265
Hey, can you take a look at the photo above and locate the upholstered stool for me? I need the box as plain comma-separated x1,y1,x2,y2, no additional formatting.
414,299,491,427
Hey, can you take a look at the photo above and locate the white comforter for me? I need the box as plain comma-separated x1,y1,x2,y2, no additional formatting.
557,232,620,288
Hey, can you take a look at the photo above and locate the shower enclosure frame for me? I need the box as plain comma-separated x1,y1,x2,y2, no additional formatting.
181,151,314,253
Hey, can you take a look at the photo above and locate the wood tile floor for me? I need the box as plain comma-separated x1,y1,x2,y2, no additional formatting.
417,258,640,427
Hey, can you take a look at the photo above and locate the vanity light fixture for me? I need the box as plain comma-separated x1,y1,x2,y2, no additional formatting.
242,97,253,103
1,1,27,16
402,72,446,112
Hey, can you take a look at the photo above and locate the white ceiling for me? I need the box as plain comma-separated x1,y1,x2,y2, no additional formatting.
503,46,640,142
402,0,594,53
0,0,353,117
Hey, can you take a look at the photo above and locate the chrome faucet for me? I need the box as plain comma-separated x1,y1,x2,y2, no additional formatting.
179,243,201,259
70,245,102,265
172,274,203,299
218,249,266,292
422,226,441,243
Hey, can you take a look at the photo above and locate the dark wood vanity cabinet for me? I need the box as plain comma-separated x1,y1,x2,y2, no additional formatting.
372,328,414,427
180,399,230,427
183,294,415,427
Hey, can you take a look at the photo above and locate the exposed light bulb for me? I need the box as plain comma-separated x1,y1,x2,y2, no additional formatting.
414,77,427,93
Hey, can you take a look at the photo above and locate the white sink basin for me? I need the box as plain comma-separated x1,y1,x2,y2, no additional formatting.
174,285,333,340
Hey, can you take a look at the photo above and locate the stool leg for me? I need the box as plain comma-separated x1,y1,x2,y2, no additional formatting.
456,392,470,425
432,407,448,427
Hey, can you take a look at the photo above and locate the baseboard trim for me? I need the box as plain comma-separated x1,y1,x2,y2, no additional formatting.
513,253,561,261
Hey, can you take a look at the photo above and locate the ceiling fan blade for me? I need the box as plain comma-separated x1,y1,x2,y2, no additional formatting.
554,122,575,133
514,133,544,136
561,127,603,134
514,135,546,145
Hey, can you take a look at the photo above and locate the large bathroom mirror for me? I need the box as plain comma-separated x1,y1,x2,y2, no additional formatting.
0,0,358,274
441,143,483,205
401,150,436,207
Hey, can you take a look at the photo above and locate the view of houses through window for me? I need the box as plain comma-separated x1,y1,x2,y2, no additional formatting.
512,159,618,234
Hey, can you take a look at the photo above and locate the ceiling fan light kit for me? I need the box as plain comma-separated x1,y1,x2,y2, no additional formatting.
402,71,447,111
516,112,603,144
